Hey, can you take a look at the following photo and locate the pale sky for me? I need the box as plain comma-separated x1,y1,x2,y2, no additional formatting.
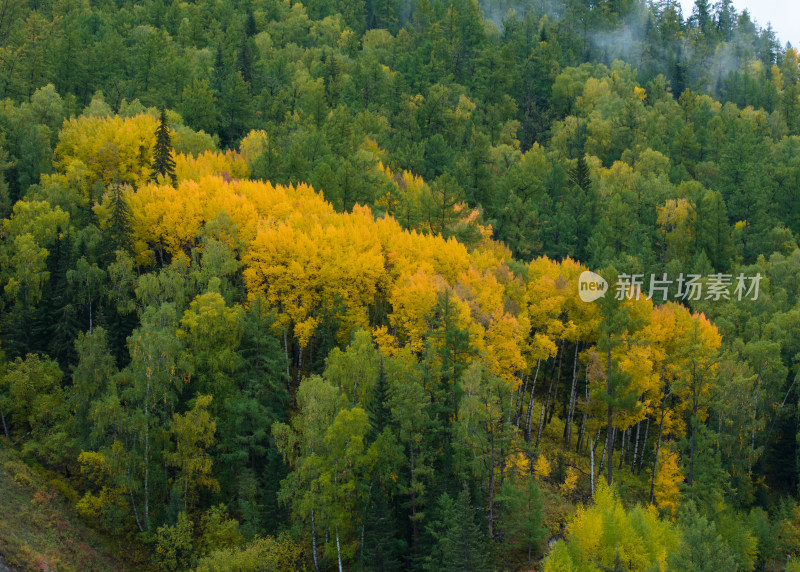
678,0,799,48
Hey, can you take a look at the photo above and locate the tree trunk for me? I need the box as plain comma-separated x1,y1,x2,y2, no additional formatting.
1,410,8,440
547,343,564,424
577,378,591,454
639,417,649,474
283,328,291,393
410,442,418,553
606,347,614,486
488,428,495,538
515,374,529,427
592,428,601,461
632,421,641,472
509,387,515,426
126,450,145,533
565,343,580,448
297,343,303,385
590,434,595,496
689,380,698,487
525,360,541,441
336,530,343,572
535,402,546,448
360,483,373,572
606,420,614,485
543,376,554,432
626,428,632,466
311,508,320,572
598,428,607,476
650,406,667,504
144,376,150,531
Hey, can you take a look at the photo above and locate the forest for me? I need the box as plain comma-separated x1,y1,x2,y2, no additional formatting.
0,0,799,569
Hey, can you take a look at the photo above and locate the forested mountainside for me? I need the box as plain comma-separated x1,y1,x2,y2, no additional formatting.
0,0,800,569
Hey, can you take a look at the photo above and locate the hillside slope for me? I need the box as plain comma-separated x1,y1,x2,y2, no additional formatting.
0,445,142,571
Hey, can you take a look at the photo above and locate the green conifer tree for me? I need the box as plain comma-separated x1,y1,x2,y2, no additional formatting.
151,107,176,184
107,183,133,255
424,487,489,572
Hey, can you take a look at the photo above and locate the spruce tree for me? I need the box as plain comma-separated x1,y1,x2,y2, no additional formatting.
570,153,595,261
235,35,253,86
369,355,391,435
424,487,489,572
107,182,133,255
244,9,257,37
151,107,176,184
569,153,591,194
211,44,226,94
667,503,738,571
361,488,403,572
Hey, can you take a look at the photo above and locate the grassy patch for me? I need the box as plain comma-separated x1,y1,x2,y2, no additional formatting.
0,444,143,571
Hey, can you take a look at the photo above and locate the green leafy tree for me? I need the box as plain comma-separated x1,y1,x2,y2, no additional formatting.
154,511,195,572
0,353,68,465
167,394,219,511
123,303,188,531
72,327,117,448
181,79,221,136
454,361,513,538
177,291,244,406
195,532,307,571
273,375,344,571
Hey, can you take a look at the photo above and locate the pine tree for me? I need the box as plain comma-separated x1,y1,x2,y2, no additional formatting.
107,183,133,255
424,487,489,572
235,35,254,86
667,503,738,571
244,9,257,37
596,267,641,487
211,44,226,94
496,477,546,568
151,107,176,184
569,152,595,261
692,0,712,34
369,355,391,435
361,488,404,572
569,153,591,192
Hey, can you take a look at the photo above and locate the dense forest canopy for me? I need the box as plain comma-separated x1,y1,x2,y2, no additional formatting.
0,0,799,570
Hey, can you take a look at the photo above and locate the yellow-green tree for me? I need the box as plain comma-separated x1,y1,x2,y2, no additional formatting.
544,481,679,571
168,394,219,511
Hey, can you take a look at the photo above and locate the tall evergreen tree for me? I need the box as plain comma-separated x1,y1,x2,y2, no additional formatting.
424,487,489,572
361,488,404,572
235,35,254,86
596,267,641,486
211,43,226,94
244,9,257,37
151,107,176,184
107,182,133,255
